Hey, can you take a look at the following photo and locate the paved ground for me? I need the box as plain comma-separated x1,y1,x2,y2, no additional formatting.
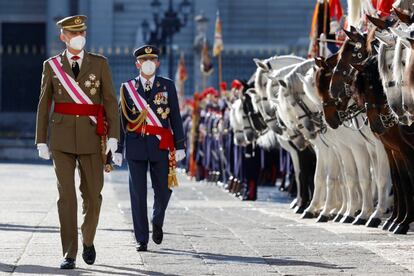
0,162,413,275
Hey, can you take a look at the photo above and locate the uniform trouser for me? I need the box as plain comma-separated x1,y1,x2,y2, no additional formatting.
127,158,172,244
52,150,103,259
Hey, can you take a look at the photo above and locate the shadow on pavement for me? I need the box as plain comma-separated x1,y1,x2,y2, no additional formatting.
0,223,133,234
0,223,59,233
0,262,179,276
155,248,353,270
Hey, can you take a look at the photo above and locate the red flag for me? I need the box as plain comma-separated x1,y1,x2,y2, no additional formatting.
175,52,188,84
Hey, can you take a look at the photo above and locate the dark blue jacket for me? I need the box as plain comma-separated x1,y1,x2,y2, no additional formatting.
117,75,185,161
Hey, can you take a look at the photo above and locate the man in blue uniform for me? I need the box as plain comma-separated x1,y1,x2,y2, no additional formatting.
113,45,186,252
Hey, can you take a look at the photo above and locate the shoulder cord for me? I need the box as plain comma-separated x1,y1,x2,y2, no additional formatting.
119,85,148,132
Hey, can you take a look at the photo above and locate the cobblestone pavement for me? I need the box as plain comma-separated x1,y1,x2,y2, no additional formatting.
1,162,413,275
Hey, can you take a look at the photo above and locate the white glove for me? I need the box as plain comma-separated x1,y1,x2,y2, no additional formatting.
112,153,123,167
106,138,118,155
37,143,50,160
175,149,186,162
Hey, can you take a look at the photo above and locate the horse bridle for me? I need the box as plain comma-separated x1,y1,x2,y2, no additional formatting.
293,92,327,135
365,102,398,129
333,40,368,97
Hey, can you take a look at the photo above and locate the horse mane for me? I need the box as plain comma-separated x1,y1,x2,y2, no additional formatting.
315,67,329,99
407,47,414,91
353,56,384,106
265,55,302,68
366,26,377,54
269,63,299,80
337,38,355,64
254,68,266,97
284,59,315,95
393,38,405,84
378,42,394,84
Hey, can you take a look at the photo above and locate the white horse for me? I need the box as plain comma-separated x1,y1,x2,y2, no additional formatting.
253,55,305,129
375,30,409,122
390,26,414,119
274,59,343,221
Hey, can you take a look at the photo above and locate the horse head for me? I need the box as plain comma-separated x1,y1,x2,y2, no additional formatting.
313,55,343,129
330,27,369,100
352,56,394,135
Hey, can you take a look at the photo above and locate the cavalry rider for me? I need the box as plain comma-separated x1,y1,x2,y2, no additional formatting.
113,45,186,252
35,15,119,269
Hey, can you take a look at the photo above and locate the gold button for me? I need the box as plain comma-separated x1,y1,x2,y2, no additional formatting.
76,115,79,118
76,82,79,85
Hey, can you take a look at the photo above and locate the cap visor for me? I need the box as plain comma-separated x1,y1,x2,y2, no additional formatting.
136,54,158,59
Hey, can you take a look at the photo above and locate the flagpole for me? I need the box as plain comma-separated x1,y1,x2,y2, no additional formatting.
218,53,222,87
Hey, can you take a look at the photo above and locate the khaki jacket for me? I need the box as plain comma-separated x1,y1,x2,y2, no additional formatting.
35,50,119,154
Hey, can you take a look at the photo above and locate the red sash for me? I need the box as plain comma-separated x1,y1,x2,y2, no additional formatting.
54,103,105,136
128,123,174,151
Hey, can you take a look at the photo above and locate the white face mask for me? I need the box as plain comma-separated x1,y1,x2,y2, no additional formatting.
140,60,157,75
66,35,86,51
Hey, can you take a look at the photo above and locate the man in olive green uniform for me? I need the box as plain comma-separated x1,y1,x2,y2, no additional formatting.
35,15,119,269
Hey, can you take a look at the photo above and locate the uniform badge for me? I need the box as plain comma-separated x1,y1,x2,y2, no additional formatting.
157,107,163,114
161,107,170,119
132,106,137,115
145,47,152,54
74,17,82,24
154,92,168,105
85,74,99,95
154,94,163,105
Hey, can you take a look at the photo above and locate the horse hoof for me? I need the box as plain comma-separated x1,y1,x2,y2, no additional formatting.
341,216,355,224
333,214,343,222
352,218,367,226
354,210,361,216
393,224,409,235
294,206,305,214
389,222,398,232
316,215,329,223
366,218,381,228
301,211,315,219
382,220,392,231
329,214,337,221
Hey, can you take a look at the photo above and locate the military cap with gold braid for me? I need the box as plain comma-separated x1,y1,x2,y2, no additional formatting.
56,15,87,31
133,45,160,59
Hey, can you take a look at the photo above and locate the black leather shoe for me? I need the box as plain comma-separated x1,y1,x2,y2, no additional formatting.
152,223,163,245
136,242,148,251
82,243,96,265
60,258,75,269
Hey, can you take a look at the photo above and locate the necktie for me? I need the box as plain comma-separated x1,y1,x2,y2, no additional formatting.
71,56,80,79
145,80,152,92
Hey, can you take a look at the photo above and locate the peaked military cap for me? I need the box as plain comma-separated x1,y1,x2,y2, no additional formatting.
133,45,160,59
56,15,87,31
